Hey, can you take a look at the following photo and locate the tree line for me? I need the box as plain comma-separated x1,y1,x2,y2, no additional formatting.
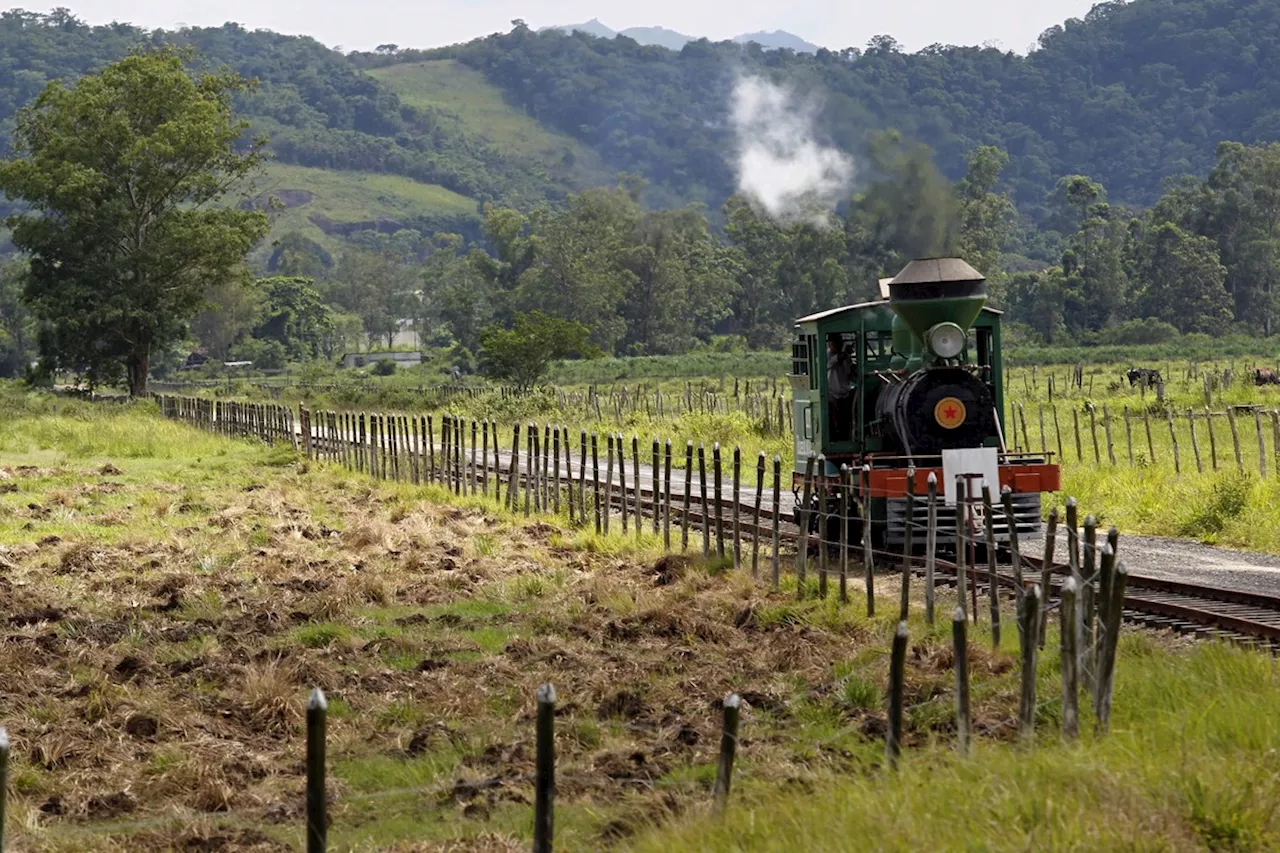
3,39,1280,396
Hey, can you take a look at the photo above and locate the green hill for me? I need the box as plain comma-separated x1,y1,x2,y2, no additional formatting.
2,0,1279,249
413,0,1280,217
245,162,481,261
367,59,612,192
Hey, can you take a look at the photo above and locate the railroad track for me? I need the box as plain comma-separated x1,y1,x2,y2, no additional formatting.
896,549,1280,651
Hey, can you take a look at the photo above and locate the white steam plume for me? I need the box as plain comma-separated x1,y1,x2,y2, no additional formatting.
729,74,854,227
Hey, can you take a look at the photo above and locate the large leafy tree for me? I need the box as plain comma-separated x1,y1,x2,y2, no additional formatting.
1134,223,1232,335
327,247,419,349
0,47,269,395
478,310,597,390
252,276,334,360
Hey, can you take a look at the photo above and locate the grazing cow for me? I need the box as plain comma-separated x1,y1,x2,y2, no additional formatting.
1255,368,1280,386
1127,367,1162,388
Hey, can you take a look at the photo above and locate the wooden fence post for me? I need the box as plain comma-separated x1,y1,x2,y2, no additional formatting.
953,608,970,756
1052,404,1064,462
1060,577,1079,742
887,621,908,769
1018,585,1041,742
682,442,693,552
1188,409,1203,473
752,452,764,578
616,433,626,532
534,684,556,853
839,465,850,605
651,438,660,536
306,688,327,853
1103,405,1116,465
1095,562,1129,735
1072,408,1083,462
1255,410,1267,477
862,464,874,616
1228,407,1244,474
732,446,742,569
925,473,937,626
591,434,601,532
699,444,710,558
772,456,782,591
711,694,741,816
1206,407,1219,470
713,443,725,560
982,483,1001,649
1089,406,1100,464
900,467,915,621
797,455,815,598
664,440,673,549
1081,514,1098,695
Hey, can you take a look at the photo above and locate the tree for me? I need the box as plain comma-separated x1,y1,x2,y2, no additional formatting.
954,146,1016,277
190,277,263,360
252,276,333,360
1135,223,1231,335
478,310,597,390
328,247,418,348
0,48,269,395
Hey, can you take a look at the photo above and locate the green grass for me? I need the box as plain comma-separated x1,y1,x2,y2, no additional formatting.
631,639,1280,852
368,59,610,187
8,388,1280,851
246,160,480,259
1004,360,1280,550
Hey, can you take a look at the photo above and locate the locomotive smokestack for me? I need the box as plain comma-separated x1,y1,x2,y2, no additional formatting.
887,257,987,365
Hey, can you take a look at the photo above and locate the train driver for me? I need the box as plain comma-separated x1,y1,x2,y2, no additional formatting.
826,336,854,441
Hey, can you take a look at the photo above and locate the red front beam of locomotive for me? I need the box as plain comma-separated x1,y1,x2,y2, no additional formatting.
796,462,1062,499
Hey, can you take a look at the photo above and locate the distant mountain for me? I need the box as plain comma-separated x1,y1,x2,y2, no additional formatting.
733,30,819,53
545,19,816,53
546,19,617,39
618,26,693,50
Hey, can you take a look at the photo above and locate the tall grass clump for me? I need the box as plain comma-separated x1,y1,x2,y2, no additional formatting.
627,640,1280,852
0,386,243,460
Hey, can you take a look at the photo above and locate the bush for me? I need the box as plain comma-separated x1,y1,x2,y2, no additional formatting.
229,338,287,370
1179,473,1254,539
1098,318,1182,346
372,358,397,376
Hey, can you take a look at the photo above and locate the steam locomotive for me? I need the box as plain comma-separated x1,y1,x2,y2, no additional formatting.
789,257,1060,548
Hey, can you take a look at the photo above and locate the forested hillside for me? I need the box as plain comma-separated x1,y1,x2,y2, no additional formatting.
0,9,582,219
404,0,1280,216
1,1,1277,223
3,1,1280,384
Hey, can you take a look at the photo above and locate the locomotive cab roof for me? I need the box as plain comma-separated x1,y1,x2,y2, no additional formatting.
793,301,1002,327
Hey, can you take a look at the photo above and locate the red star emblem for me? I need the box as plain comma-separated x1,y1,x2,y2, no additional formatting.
944,405,957,420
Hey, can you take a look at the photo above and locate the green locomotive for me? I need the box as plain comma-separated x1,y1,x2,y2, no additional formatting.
789,257,1060,548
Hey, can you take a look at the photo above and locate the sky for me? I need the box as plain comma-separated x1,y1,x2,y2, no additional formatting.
24,0,1104,54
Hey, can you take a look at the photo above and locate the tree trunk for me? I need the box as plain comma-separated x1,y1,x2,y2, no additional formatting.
127,351,150,397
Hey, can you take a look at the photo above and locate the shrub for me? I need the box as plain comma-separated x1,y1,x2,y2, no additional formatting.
372,358,397,376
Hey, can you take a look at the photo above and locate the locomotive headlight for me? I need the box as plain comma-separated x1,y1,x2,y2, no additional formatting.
927,322,965,359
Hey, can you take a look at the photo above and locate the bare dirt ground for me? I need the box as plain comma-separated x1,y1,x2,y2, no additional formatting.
0,452,1038,852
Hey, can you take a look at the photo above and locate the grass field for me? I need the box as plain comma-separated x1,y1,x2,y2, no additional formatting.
3,390,1280,850
246,161,480,259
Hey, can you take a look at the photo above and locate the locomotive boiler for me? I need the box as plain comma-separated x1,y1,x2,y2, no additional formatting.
789,257,1060,549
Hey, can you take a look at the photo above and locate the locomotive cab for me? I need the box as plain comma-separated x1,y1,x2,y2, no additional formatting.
790,257,1061,549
